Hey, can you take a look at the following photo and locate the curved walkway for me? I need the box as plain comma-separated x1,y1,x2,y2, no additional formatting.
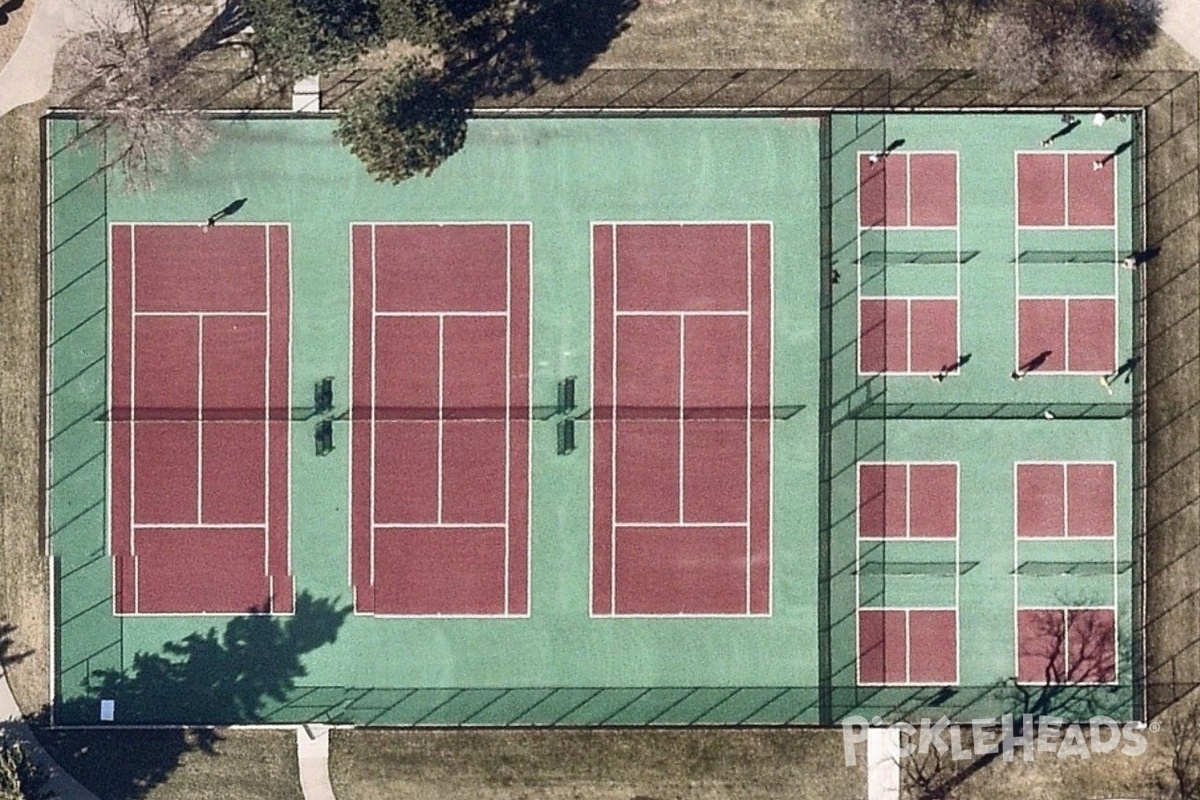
0,0,130,117
1163,0,1200,65
297,724,337,800
0,668,98,800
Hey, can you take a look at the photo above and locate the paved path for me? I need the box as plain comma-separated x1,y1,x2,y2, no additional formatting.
0,667,99,800
0,0,130,117
1162,0,1200,65
866,727,900,800
296,724,337,800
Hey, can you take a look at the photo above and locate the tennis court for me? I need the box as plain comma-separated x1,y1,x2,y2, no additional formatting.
591,222,771,616
44,110,1140,726
349,222,530,617
108,223,293,615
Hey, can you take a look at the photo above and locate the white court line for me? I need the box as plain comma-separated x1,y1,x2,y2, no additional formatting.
905,153,912,227
369,225,378,588
610,224,618,614
615,309,749,317
374,522,504,529
504,225,512,614
588,224,596,617
744,222,752,614
196,314,205,525
129,228,137,569
134,523,269,530
1062,152,1070,227
523,223,533,616
678,314,685,525
346,224,358,597
263,226,271,584
284,223,295,589
766,221,775,615
437,315,445,525
1017,225,1117,231
613,521,748,528
904,463,912,537
134,310,268,317
954,465,962,683
374,310,508,317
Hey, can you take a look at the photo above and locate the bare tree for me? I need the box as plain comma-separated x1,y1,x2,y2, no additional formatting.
902,726,975,800
977,10,1052,92
57,0,256,191
1006,606,1117,725
844,0,943,77
1163,695,1200,800
1052,24,1118,94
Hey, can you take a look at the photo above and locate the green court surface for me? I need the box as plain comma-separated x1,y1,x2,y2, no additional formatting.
45,110,1140,726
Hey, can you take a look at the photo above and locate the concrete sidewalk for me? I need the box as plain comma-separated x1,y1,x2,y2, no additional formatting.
1162,0,1200,65
296,724,337,800
0,667,98,800
0,0,129,117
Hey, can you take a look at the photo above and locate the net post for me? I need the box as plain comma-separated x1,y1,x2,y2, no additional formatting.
314,377,334,415
556,418,575,455
557,376,577,415
314,419,334,457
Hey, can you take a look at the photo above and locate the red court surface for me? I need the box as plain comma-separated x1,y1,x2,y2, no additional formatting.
350,223,529,616
1015,462,1115,537
109,223,292,614
1016,153,1115,227
859,298,958,374
591,223,771,615
858,608,958,684
1017,608,1116,684
858,462,958,538
859,152,959,228
1017,298,1116,373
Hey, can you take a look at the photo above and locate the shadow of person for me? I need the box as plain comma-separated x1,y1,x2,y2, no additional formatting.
205,198,249,226
219,197,247,217
1023,350,1051,372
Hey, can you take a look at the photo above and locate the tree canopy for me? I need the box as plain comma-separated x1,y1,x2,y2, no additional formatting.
334,56,470,183
248,0,638,182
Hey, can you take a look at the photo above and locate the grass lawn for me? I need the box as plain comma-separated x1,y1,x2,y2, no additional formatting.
596,0,1200,72
899,696,1200,799
329,728,865,800
37,728,302,800
0,102,50,715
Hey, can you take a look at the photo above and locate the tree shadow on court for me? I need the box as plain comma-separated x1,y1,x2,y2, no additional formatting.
33,592,351,799
902,610,1123,800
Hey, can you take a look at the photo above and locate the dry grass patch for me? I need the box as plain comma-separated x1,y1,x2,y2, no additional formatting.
37,727,302,800
0,102,50,715
330,728,864,800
